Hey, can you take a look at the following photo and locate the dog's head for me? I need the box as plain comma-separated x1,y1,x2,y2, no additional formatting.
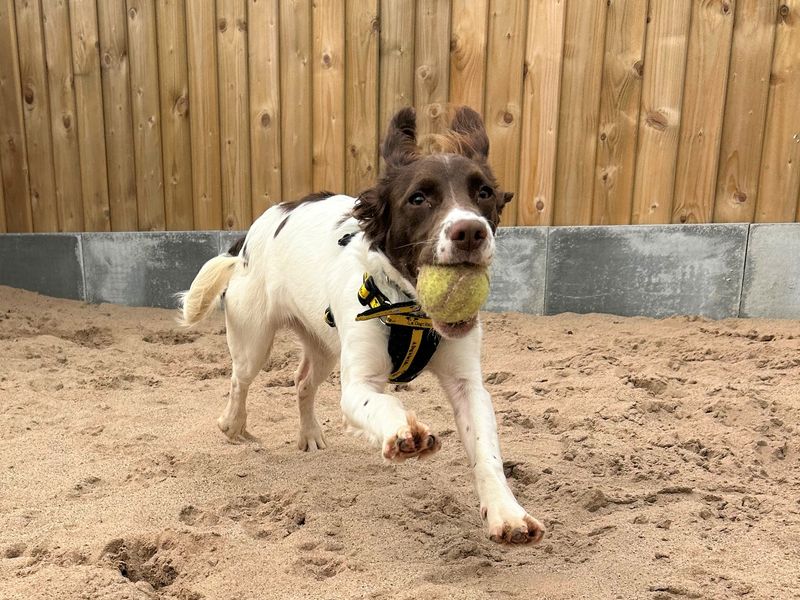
354,106,512,286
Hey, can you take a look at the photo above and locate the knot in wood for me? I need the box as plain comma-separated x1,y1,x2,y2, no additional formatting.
23,86,34,105
128,7,137,20
174,96,189,117
645,110,668,131
217,18,227,32
535,199,545,212
260,111,271,128
322,53,332,68
733,191,747,204
502,111,514,125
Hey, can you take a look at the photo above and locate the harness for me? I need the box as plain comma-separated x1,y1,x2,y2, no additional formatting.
325,261,441,383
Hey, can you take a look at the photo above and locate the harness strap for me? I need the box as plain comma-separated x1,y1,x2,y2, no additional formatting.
325,273,440,383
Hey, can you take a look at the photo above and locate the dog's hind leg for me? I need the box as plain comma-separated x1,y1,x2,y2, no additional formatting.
294,340,335,451
218,297,275,443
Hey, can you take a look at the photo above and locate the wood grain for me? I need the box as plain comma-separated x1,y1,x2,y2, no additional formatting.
127,0,165,230
484,0,527,226
217,0,252,229
186,0,222,229
42,0,84,231
449,0,488,112
71,0,111,231
379,0,414,163
631,0,692,224
97,0,138,231
312,0,345,192
0,0,31,232
156,0,194,230
345,0,379,195
671,0,736,225
414,0,450,138
713,0,778,223
15,0,58,231
248,0,282,213
591,0,647,225
755,0,800,222
554,0,608,225
280,0,312,201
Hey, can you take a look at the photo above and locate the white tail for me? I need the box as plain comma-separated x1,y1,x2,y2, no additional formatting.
177,255,239,326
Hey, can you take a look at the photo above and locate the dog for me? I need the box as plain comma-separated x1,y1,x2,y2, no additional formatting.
179,106,544,544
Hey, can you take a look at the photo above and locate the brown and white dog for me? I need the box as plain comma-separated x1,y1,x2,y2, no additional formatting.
179,106,544,544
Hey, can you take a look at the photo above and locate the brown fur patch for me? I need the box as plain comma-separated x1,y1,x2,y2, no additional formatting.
279,191,335,213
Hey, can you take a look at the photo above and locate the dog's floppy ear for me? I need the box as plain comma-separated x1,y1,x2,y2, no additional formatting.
450,106,490,160
352,187,389,250
382,107,418,168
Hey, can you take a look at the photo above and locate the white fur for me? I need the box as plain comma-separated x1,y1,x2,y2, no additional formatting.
179,194,543,543
436,207,494,265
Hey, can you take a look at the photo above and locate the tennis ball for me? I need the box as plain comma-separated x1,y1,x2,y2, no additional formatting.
416,265,490,323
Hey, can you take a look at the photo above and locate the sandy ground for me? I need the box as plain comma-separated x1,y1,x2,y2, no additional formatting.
1,285,799,600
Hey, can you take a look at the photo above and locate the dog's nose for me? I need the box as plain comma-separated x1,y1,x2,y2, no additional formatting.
448,220,488,253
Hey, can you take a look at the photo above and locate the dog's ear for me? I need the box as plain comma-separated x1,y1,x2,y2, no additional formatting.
352,188,389,250
450,106,490,160
382,107,418,168
502,192,514,206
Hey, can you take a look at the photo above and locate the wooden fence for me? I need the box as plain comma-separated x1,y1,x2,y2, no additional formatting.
0,0,799,232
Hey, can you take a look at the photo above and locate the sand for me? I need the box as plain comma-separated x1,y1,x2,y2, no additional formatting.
0,285,798,600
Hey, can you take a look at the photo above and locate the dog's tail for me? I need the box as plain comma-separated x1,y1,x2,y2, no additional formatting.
177,240,243,327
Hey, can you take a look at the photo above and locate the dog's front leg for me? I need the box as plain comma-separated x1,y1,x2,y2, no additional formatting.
340,380,441,461
438,373,545,544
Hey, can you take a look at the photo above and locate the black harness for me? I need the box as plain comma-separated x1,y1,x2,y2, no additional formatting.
325,238,441,383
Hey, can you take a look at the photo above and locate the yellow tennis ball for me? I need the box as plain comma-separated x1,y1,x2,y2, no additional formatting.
416,265,490,323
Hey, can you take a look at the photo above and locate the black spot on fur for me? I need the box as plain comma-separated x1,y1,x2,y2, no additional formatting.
279,190,335,213
274,215,290,238
228,236,246,256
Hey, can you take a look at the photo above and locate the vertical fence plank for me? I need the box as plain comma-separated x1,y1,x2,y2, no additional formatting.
71,0,111,231
0,0,31,232
97,0,138,231
42,0,84,231
713,0,778,223
379,0,414,154
186,0,222,229
518,0,566,227
671,0,735,224
312,0,345,192
127,0,165,230
755,0,800,223
217,0,251,229
280,0,312,201
449,0,487,111
345,0,379,195
484,0,527,225
0,162,5,231
15,0,58,232
248,0,281,213
631,0,692,224
554,1,607,225
156,0,193,230
414,0,450,138
591,0,647,225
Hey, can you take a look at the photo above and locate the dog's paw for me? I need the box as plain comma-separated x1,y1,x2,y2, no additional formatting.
482,503,545,544
382,412,441,462
217,415,257,444
297,424,327,451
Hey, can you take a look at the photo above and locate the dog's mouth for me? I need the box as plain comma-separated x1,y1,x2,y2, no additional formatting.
431,316,478,339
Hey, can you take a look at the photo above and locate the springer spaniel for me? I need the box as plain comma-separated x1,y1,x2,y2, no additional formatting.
179,106,544,544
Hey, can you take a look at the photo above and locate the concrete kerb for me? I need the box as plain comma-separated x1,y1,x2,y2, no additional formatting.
0,224,798,319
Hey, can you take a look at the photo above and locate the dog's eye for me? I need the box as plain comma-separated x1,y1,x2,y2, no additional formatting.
408,192,425,206
478,186,494,200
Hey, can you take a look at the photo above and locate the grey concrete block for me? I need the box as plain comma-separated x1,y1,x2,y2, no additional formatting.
545,224,748,319
219,230,247,255
740,223,800,319
485,227,548,314
0,234,85,300
82,232,219,308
